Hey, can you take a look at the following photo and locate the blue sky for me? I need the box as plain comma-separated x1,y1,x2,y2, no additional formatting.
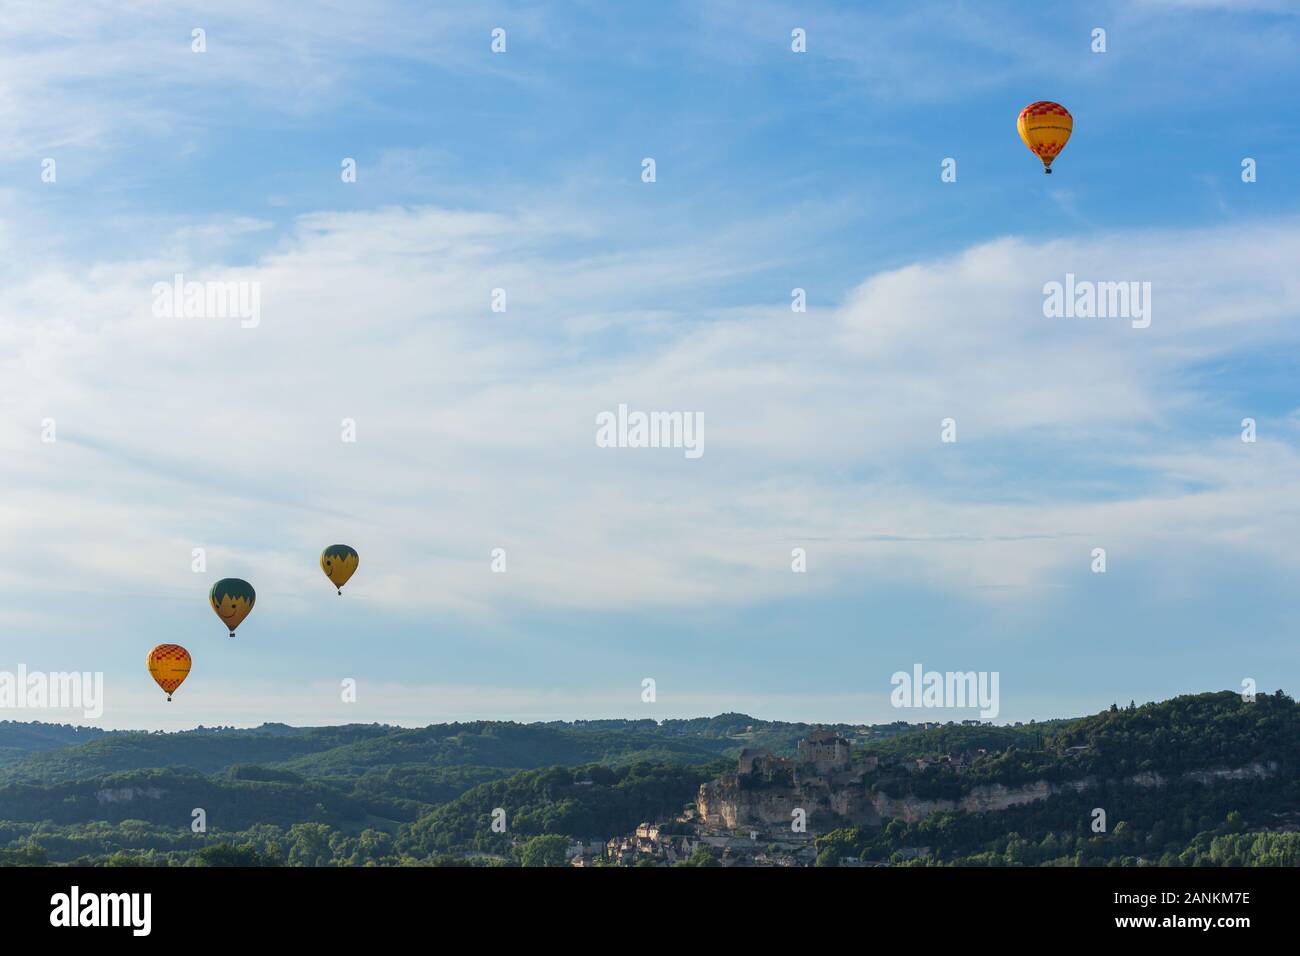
2,0,1299,729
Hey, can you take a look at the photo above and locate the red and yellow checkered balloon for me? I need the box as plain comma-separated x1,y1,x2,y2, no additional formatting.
1017,101,1073,173
147,644,192,701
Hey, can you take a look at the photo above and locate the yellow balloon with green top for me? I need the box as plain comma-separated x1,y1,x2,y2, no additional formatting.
209,578,256,637
320,545,359,595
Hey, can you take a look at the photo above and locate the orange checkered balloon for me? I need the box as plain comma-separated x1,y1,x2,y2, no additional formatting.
147,644,192,701
1017,101,1073,174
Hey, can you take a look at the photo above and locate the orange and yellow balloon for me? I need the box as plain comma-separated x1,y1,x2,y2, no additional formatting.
147,644,191,701
1017,101,1072,174
320,545,359,595
209,578,256,637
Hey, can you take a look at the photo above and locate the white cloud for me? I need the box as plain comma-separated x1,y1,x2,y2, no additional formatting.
3,205,1300,623
0,1,547,159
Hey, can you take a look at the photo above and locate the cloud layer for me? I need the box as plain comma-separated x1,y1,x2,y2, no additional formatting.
5,207,1300,623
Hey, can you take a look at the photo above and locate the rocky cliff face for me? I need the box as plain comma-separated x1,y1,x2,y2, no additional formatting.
1183,762,1275,785
697,774,880,829
866,779,1093,824
95,786,165,804
698,762,1279,830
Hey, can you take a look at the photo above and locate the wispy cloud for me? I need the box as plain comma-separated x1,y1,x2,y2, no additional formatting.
4,205,1300,619
3,1,1297,727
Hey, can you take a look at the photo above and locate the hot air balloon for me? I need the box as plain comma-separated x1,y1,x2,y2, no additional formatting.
209,578,255,637
147,644,192,701
320,545,359,595
1017,101,1072,174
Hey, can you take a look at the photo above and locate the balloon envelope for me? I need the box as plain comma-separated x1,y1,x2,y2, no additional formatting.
147,644,191,700
209,578,256,635
1017,101,1072,172
320,545,359,593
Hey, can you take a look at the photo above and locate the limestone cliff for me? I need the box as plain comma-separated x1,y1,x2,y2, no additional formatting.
697,773,880,828
697,762,1278,830
866,779,1093,824
95,786,166,804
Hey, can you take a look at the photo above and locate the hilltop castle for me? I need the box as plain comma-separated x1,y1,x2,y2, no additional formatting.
736,727,861,777
698,727,879,830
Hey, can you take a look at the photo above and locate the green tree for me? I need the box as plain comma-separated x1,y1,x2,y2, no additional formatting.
286,823,335,867
0,845,48,866
518,835,569,868
685,846,719,867
194,842,271,866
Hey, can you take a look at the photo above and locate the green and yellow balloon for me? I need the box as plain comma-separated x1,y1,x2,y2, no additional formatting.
320,545,359,595
209,578,256,637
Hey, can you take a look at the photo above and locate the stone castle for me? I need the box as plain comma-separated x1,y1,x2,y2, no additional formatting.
697,728,880,830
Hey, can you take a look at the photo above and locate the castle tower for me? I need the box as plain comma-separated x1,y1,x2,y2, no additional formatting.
797,727,852,774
